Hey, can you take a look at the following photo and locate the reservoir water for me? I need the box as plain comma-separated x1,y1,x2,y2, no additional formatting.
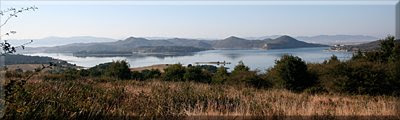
24,47,352,71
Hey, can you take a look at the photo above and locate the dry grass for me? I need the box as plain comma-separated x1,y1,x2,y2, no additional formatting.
4,77,397,119
130,64,169,73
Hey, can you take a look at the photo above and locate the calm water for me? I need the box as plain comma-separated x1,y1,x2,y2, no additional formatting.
24,47,352,71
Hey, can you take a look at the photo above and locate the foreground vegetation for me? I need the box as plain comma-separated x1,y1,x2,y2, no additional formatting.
3,79,400,119
2,36,400,119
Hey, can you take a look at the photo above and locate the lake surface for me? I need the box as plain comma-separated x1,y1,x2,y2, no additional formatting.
24,47,352,71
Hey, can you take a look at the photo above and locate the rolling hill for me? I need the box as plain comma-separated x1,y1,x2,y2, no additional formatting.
212,35,327,49
24,35,328,54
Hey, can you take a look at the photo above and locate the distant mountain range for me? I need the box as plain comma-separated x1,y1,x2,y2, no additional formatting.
246,35,379,45
24,35,327,54
11,35,378,48
213,36,327,49
8,36,117,47
295,35,378,45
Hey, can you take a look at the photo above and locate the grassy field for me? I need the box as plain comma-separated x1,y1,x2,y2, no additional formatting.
4,75,400,119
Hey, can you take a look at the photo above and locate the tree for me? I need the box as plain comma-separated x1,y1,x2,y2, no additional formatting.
88,62,112,77
104,60,132,80
380,36,395,61
231,61,249,75
327,55,339,64
162,64,186,81
270,54,314,92
131,71,144,80
212,66,229,84
141,69,161,80
183,66,211,83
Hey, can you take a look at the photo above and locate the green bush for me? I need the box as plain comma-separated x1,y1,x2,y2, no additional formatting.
194,65,218,73
323,60,392,95
228,62,270,88
212,66,229,84
267,54,314,92
183,66,212,83
104,60,132,80
162,64,186,81
231,61,250,76
88,62,112,77
388,60,400,95
131,71,143,80
141,69,161,80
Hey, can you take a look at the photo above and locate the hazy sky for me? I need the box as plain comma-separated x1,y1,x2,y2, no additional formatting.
0,1,397,39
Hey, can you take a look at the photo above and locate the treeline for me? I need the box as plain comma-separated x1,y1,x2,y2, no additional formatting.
4,54,71,66
43,36,400,96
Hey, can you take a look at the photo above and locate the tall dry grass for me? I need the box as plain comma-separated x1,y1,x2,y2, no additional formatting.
3,77,400,119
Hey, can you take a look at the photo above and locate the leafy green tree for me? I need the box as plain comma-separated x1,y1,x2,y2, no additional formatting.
88,62,112,77
380,36,395,61
228,61,250,84
327,55,340,64
104,60,132,80
131,71,144,80
231,61,250,75
351,50,365,61
270,54,314,92
183,66,211,83
195,65,218,73
334,61,391,95
228,61,269,88
162,64,186,81
212,66,229,84
142,69,161,80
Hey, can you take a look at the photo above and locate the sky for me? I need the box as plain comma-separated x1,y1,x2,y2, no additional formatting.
0,1,397,40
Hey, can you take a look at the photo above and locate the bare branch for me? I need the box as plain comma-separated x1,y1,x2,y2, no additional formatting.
0,6,38,55
0,6,38,29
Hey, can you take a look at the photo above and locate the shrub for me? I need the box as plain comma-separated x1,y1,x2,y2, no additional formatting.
332,60,391,95
380,36,396,61
183,66,212,83
228,61,250,84
314,59,395,95
228,62,270,88
194,65,218,73
43,68,80,81
104,60,132,80
268,54,314,92
231,61,250,76
212,66,229,84
88,62,112,77
131,71,143,80
162,64,186,81
388,60,400,95
141,69,161,80
77,69,90,77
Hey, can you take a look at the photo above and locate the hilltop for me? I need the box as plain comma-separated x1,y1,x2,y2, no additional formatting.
24,35,328,55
